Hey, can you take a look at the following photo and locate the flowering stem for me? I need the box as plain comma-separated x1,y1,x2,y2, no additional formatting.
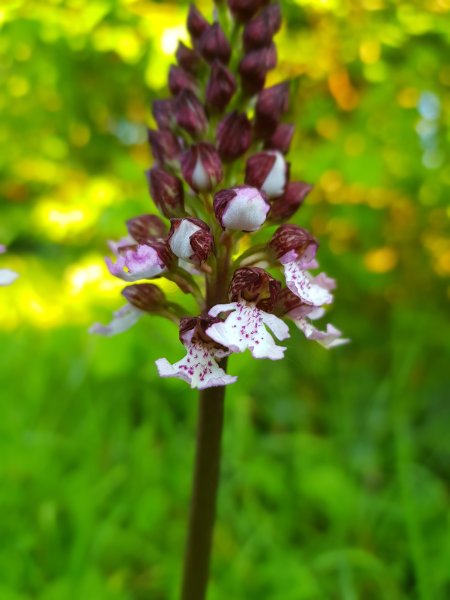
180,373,227,600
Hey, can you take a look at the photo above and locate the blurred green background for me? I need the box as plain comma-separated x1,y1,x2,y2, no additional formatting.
1,0,450,598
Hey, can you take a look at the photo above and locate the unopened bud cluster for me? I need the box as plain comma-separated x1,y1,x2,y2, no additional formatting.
91,1,348,389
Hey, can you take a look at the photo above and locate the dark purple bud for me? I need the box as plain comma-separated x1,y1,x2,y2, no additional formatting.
255,82,290,137
152,98,175,130
269,224,318,263
214,185,270,231
122,283,167,312
147,129,182,165
198,23,231,64
264,123,295,154
176,41,202,73
179,315,227,348
216,111,252,161
229,266,280,311
227,0,270,22
174,90,208,137
146,167,185,218
243,4,282,51
239,42,277,95
168,217,214,264
245,150,289,198
269,182,313,223
187,4,209,41
168,65,198,95
273,286,303,317
126,214,167,243
206,60,237,112
180,143,223,192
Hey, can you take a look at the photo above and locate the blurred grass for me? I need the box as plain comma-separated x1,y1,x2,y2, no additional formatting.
1,0,450,598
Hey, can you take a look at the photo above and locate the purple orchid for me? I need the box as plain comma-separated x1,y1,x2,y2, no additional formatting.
91,0,347,390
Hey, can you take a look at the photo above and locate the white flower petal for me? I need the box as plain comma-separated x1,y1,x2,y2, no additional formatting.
89,304,143,336
156,342,237,389
191,154,210,191
293,316,349,349
207,301,288,360
261,151,287,198
284,261,333,306
222,188,269,231
169,220,201,259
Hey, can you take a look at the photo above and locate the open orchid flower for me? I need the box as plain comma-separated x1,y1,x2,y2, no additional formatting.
156,317,237,389
92,0,347,390
0,245,18,286
269,224,334,306
207,268,289,360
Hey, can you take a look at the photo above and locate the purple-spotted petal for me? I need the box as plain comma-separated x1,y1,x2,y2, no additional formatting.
207,301,289,360
106,244,166,282
89,304,143,336
156,341,237,389
291,316,349,349
283,261,334,306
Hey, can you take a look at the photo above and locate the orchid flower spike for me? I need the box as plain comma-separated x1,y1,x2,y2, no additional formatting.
91,0,348,389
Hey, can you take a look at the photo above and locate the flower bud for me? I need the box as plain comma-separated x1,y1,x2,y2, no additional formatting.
228,0,270,22
152,98,175,130
174,90,208,137
206,60,237,112
239,43,277,95
146,167,185,218
126,214,167,244
176,41,202,73
168,217,214,264
264,123,295,154
198,23,231,64
216,111,252,162
122,283,167,312
179,315,226,347
243,4,282,51
245,150,289,198
181,143,223,192
269,181,312,222
214,185,270,232
269,224,318,264
229,267,281,311
255,82,290,137
187,4,209,41
168,65,198,95
147,129,181,165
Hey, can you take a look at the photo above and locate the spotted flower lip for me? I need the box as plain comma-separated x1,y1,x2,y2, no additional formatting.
283,263,334,306
214,185,270,232
156,316,237,389
286,303,349,349
106,243,167,282
207,301,289,360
